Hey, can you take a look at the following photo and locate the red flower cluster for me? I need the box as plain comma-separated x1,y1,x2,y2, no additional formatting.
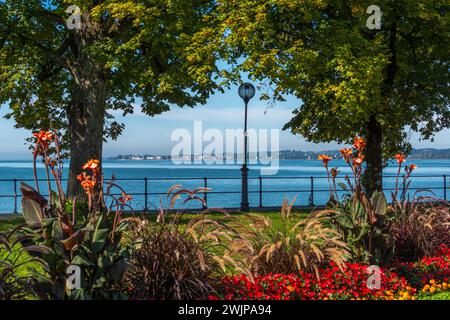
209,262,416,300
394,245,450,289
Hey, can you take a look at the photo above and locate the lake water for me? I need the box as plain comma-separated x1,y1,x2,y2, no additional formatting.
1,159,449,214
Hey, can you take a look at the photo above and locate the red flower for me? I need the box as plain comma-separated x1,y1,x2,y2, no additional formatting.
33,131,53,144
394,154,406,164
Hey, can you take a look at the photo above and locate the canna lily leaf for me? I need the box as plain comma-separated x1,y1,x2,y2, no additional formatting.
335,214,353,229
72,252,94,266
21,198,43,226
60,230,85,251
371,191,387,217
110,258,129,281
92,229,109,253
20,182,48,209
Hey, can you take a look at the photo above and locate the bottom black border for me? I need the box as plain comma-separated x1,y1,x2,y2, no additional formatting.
1,300,446,319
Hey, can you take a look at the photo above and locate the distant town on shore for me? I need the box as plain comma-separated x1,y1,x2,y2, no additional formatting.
107,148,450,161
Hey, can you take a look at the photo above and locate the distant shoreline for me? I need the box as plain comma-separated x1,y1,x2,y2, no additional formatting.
2,149,450,162
107,148,450,161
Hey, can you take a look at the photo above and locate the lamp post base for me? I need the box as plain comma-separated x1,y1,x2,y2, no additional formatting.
241,164,250,212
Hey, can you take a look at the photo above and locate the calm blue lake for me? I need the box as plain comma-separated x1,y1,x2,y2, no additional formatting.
1,159,449,214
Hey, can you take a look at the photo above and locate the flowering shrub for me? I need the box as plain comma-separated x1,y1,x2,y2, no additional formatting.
318,137,395,265
19,131,133,300
209,262,417,300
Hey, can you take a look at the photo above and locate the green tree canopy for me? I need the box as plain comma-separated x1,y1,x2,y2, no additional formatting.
190,0,449,193
0,0,218,196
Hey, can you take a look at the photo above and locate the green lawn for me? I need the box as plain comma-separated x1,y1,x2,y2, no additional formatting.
0,210,309,233
0,216,26,232
419,292,450,300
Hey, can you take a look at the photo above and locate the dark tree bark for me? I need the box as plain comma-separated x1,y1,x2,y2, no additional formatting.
66,75,106,198
363,8,398,197
66,15,107,198
364,115,383,196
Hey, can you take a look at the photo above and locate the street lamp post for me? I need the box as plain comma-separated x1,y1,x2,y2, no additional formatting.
238,83,256,212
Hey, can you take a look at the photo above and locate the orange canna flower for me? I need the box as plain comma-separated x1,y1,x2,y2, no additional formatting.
318,154,332,166
83,159,100,171
353,137,366,151
32,131,54,154
80,179,95,193
77,172,96,194
82,159,101,177
76,172,88,182
118,192,133,204
33,131,53,143
340,148,353,163
409,164,417,171
394,154,406,164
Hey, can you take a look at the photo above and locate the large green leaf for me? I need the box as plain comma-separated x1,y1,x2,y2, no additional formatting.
110,258,129,282
21,198,43,226
61,230,85,251
92,229,109,253
52,220,64,241
72,252,94,266
50,191,63,211
371,191,388,217
335,214,353,229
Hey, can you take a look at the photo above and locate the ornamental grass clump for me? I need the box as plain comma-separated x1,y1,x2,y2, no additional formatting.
390,199,450,262
388,154,450,261
225,197,350,278
122,186,243,300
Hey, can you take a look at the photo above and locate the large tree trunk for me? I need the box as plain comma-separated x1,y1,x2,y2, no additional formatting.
66,15,107,198
66,74,106,198
363,8,397,197
364,115,383,196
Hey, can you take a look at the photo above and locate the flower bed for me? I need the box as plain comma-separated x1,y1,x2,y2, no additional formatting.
393,245,450,289
209,263,416,300
209,246,450,300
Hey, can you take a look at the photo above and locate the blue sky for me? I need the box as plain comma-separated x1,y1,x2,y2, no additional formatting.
1,82,449,160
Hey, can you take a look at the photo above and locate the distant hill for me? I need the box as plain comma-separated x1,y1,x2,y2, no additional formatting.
409,148,450,159
279,148,450,160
